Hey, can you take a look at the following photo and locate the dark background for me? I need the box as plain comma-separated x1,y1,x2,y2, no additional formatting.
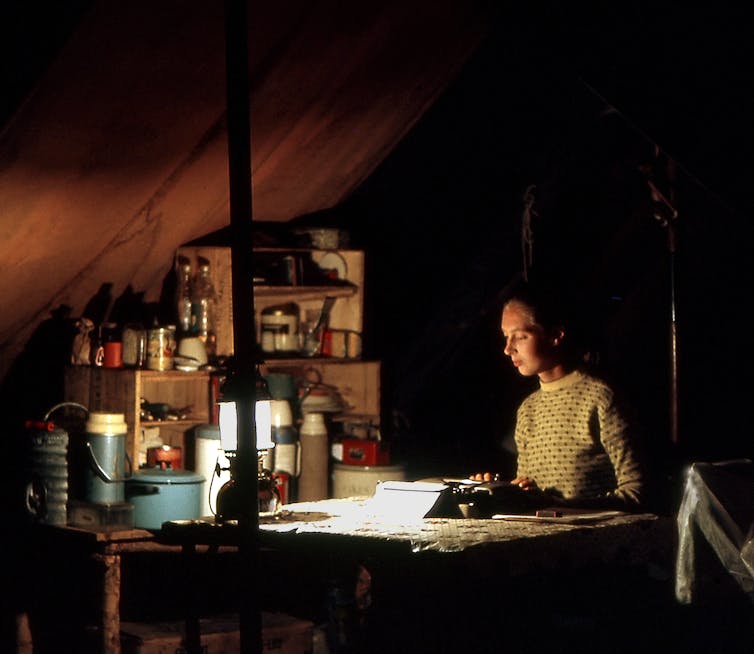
293,6,753,490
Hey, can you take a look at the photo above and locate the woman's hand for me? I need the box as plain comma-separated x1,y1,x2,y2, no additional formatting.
470,474,543,492
469,472,500,482
510,476,539,491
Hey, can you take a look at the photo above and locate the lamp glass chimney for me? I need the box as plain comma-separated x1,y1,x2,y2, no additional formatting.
218,398,273,452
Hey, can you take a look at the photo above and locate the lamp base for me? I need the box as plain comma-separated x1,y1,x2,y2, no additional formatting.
214,470,281,523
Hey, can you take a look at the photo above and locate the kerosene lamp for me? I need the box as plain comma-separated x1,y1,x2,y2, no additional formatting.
215,369,278,523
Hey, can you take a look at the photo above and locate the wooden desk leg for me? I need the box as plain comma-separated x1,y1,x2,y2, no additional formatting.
95,553,121,654
182,544,202,654
15,611,33,654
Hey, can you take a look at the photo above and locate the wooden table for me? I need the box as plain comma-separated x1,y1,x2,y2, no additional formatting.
166,500,676,652
27,500,674,653
26,524,237,654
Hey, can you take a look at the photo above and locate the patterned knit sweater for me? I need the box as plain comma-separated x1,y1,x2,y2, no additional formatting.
514,369,645,509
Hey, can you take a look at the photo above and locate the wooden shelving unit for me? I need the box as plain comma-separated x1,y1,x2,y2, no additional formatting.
253,284,356,301
63,367,211,467
63,245,382,478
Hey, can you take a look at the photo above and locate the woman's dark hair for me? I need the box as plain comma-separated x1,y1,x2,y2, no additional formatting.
502,275,593,362
504,278,566,331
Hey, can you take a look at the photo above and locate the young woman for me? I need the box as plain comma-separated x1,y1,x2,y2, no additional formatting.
473,281,648,511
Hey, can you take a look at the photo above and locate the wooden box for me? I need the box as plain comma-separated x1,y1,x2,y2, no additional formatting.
120,612,313,654
176,246,365,358
64,366,211,468
261,359,381,421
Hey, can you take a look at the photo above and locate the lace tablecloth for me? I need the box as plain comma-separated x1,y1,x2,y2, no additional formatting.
259,497,671,572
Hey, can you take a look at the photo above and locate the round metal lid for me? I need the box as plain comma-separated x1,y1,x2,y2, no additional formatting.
129,468,204,484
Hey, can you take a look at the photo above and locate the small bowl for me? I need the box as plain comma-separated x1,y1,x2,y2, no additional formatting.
177,337,208,365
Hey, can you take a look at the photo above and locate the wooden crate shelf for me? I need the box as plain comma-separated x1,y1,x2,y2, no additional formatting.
63,366,211,468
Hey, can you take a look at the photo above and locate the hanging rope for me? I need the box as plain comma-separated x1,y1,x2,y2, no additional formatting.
521,184,537,281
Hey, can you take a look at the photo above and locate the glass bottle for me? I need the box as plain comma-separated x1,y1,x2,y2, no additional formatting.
175,257,193,336
190,260,217,357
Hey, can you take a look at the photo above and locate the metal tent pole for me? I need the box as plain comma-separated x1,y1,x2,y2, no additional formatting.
225,1,261,652
647,169,680,446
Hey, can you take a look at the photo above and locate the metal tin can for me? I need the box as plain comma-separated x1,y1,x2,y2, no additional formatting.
147,327,176,370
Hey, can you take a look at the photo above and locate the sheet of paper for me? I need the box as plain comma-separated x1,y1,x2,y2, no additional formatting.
492,510,624,524
364,481,449,521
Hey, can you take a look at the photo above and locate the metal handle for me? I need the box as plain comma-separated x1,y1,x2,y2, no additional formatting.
43,401,88,422
86,441,133,483
295,441,302,477
24,477,47,518
126,484,160,498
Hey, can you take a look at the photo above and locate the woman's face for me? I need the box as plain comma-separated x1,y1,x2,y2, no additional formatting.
501,300,563,381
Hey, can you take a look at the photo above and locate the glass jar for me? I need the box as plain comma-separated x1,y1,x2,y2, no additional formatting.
122,323,146,368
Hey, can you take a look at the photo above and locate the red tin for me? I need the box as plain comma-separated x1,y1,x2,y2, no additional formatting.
340,439,390,466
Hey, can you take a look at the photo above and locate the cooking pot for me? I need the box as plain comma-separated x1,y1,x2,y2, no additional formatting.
125,468,204,530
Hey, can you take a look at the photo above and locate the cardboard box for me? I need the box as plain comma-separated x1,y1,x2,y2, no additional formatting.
120,612,313,654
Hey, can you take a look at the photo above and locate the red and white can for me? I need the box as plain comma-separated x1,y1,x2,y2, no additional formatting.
272,472,290,505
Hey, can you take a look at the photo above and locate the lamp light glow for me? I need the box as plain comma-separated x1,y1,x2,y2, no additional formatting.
217,379,274,452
